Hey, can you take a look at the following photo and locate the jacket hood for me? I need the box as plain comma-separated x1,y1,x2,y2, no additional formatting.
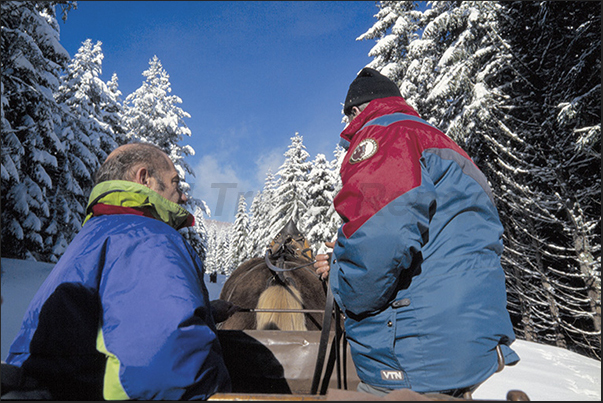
83,180,194,230
340,96,420,142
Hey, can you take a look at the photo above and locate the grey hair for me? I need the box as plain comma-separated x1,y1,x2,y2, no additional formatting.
345,101,370,122
94,142,171,187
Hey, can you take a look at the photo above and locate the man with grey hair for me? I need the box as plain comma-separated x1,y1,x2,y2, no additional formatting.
4,142,232,400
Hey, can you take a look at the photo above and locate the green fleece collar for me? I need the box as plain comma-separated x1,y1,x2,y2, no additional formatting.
84,180,192,230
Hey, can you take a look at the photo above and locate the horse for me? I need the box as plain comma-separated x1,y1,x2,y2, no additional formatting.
218,220,327,331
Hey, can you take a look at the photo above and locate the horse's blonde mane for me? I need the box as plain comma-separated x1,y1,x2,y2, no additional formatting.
256,285,307,331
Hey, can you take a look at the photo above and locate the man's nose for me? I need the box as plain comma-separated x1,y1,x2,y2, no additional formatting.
179,190,188,204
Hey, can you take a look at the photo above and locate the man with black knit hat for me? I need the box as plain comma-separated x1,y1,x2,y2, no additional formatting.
343,67,403,117
314,67,520,398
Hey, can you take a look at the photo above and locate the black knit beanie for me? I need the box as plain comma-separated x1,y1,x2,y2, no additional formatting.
343,67,402,116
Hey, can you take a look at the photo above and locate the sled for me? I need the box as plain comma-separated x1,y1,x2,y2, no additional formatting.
208,329,531,401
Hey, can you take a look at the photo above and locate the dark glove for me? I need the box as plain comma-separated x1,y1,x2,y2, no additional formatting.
210,299,241,323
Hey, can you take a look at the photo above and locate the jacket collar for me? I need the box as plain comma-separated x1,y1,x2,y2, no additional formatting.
340,96,420,143
83,180,194,230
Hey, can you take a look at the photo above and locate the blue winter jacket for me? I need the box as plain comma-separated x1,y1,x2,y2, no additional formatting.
6,180,231,400
330,97,519,393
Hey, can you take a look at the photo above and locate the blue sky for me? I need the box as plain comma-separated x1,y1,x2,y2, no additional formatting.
56,1,379,221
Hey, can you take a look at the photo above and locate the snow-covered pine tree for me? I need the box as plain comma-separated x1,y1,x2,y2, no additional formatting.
362,1,509,139
267,132,311,240
358,1,424,91
203,221,219,280
52,39,123,260
1,1,71,261
57,39,121,165
180,205,209,263
228,194,252,271
122,55,209,259
321,143,346,250
492,1,601,360
302,153,339,255
332,142,347,170
216,228,232,276
123,55,195,179
249,170,279,257
247,191,263,258
102,72,127,147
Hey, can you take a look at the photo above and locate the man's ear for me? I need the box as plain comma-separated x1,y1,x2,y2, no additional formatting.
133,166,151,187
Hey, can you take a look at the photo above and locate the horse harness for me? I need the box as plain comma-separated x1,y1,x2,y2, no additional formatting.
264,236,318,287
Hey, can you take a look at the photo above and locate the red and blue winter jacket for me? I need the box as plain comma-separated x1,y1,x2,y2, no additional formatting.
329,97,519,393
6,180,231,400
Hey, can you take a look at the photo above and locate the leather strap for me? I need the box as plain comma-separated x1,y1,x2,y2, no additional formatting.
311,277,336,395
264,249,316,273
319,305,345,395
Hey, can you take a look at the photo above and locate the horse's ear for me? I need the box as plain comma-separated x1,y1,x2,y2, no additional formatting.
299,238,314,262
268,235,281,257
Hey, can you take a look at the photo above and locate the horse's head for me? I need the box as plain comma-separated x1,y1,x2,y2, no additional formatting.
267,219,314,263
264,219,317,288
219,219,326,331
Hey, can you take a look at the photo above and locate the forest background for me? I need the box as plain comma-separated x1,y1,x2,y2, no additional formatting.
1,1,600,362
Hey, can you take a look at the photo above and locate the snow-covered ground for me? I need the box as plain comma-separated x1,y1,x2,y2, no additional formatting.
472,339,600,401
2,257,600,401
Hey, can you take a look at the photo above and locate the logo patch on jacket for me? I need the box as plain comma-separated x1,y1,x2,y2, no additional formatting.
381,370,404,381
349,138,378,164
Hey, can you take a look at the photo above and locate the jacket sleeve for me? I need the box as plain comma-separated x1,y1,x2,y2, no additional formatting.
330,125,436,317
97,231,230,400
